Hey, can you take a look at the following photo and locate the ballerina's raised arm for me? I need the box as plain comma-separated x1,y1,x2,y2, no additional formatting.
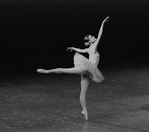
94,16,109,48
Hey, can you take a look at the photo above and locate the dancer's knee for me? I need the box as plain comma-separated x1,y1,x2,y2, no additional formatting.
80,90,86,95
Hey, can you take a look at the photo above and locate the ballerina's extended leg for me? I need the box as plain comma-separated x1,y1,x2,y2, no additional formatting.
37,67,86,75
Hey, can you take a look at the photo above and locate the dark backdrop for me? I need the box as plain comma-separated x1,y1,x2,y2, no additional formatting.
0,0,149,73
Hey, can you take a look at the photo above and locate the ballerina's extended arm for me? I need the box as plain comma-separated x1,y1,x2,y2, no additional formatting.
94,16,109,48
67,47,88,53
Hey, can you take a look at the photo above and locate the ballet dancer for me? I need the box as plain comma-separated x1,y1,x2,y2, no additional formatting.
37,16,109,120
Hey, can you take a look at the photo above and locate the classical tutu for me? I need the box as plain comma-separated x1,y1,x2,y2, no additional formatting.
73,52,104,83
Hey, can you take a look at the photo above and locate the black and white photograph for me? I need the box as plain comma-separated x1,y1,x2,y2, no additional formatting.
0,0,149,131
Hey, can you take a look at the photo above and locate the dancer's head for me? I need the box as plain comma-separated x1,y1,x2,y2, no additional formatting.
84,35,96,46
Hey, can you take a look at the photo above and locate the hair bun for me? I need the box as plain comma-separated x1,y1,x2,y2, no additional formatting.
84,35,90,41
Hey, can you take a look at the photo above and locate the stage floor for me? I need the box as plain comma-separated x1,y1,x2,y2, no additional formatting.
0,65,149,132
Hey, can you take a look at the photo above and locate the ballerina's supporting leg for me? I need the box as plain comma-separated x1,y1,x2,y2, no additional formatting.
80,75,89,120
37,67,86,75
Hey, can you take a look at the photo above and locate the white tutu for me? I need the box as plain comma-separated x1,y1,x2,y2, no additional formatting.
73,52,104,83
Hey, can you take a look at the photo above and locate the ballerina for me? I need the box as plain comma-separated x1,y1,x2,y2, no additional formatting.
37,16,109,120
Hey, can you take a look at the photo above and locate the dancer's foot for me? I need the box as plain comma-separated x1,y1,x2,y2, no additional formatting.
81,109,88,120
37,69,49,74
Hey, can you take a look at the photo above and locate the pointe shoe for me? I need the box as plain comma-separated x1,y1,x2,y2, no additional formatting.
37,69,49,74
81,109,88,120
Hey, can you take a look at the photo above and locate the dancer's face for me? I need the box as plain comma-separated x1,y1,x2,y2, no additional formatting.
89,35,96,43
84,35,96,46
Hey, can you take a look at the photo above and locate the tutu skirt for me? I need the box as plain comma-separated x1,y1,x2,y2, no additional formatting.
73,53,104,83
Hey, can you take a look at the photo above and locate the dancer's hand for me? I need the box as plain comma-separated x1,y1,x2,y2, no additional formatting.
103,16,109,23
67,47,74,52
